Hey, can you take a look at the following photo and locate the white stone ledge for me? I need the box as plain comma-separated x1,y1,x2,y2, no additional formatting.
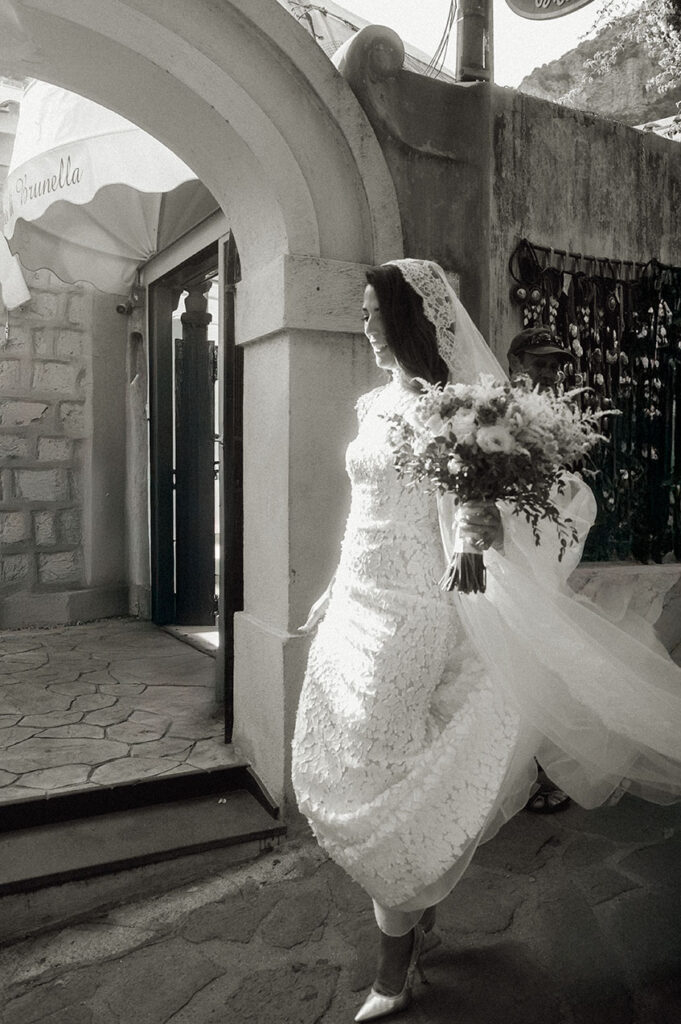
0,585,128,629
236,255,370,345
571,562,681,580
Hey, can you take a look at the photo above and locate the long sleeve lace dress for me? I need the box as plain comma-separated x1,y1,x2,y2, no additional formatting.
293,369,681,919
292,377,538,911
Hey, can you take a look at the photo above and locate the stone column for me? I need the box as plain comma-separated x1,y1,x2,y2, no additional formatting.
232,255,380,805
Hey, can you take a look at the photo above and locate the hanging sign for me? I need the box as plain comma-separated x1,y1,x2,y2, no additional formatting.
505,0,597,19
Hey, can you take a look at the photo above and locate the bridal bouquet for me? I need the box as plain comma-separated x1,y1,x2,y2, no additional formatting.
387,375,605,594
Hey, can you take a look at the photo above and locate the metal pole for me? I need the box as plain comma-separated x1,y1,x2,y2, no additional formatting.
455,0,492,82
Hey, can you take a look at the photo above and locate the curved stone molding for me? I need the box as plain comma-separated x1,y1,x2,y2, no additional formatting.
0,0,406,804
1,0,403,268
335,22,483,161
333,25,405,85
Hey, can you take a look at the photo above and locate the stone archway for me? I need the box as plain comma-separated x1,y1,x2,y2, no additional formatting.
2,0,402,268
1,0,404,802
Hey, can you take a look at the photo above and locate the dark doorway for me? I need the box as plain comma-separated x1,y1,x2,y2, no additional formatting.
148,235,243,734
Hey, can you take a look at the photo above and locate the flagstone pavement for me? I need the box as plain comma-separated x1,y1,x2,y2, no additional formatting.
1,619,681,1021
0,618,242,805
1,795,680,1023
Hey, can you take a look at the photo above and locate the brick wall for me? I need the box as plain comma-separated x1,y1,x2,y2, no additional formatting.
0,268,91,605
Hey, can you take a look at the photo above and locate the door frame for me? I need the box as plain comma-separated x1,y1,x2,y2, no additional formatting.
217,232,244,740
146,224,244,736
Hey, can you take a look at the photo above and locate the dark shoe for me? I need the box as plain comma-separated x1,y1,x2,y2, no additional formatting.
526,786,571,814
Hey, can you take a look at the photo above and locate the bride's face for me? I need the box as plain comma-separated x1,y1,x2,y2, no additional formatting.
363,285,398,371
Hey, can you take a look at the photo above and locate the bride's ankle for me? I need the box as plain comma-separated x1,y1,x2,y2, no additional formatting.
373,930,415,996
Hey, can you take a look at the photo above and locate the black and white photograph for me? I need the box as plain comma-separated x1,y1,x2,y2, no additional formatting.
0,1,680,1021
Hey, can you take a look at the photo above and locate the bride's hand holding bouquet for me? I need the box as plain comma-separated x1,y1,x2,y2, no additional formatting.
388,375,605,594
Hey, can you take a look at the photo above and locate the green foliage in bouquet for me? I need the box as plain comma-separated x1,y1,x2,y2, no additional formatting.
387,376,606,563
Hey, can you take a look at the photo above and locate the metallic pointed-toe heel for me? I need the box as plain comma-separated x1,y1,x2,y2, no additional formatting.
354,924,426,1022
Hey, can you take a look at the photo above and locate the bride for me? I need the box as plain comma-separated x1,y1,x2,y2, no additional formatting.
292,258,681,1022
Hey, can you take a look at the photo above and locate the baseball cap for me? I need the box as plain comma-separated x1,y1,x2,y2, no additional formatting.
509,327,575,360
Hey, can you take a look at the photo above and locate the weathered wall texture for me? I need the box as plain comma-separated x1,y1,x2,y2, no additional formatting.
340,40,681,363
336,31,492,337
0,270,88,600
0,268,128,627
486,86,681,645
339,40,681,653
490,87,681,358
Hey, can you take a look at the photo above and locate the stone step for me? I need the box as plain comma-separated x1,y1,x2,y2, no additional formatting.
0,763,271,831
0,787,284,895
0,786,286,943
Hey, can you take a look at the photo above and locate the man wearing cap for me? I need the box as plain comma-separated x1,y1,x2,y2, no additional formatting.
508,325,575,392
508,326,578,813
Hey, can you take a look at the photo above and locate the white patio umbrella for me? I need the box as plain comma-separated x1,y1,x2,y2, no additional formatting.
2,80,218,294
0,233,30,309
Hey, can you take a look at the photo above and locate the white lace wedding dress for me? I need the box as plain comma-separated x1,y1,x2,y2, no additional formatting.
294,259,681,913
292,377,538,909
293,372,681,914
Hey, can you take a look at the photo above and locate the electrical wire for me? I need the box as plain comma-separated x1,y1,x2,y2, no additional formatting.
425,0,457,77
286,0,360,34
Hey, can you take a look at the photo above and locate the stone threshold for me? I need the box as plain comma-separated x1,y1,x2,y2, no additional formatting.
0,839,281,947
0,763,279,832
0,786,286,899
163,625,219,658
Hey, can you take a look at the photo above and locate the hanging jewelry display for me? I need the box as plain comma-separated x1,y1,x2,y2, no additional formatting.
509,239,681,563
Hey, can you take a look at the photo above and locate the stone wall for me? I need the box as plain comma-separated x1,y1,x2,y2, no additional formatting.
489,86,681,364
338,47,681,364
0,267,129,627
336,38,681,653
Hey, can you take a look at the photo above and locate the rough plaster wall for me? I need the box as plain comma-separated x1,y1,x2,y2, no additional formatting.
346,72,491,335
345,69,679,358
0,269,89,596
490,88,681,364
484,88,681,632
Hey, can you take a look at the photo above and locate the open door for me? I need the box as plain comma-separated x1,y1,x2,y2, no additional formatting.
148,235,243,735
174,276,218,625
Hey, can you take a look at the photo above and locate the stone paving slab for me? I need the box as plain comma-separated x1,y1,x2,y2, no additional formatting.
0,796,679,1024
0,618,243,804
19,764,92,791
109,656,214,687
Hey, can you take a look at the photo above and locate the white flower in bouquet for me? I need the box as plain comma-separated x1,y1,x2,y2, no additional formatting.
386,375,606,593
475,424,516,455
450,408,478,443
424,412,448,436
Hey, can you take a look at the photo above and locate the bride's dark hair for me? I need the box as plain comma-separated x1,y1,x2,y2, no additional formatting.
365,264,449,388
